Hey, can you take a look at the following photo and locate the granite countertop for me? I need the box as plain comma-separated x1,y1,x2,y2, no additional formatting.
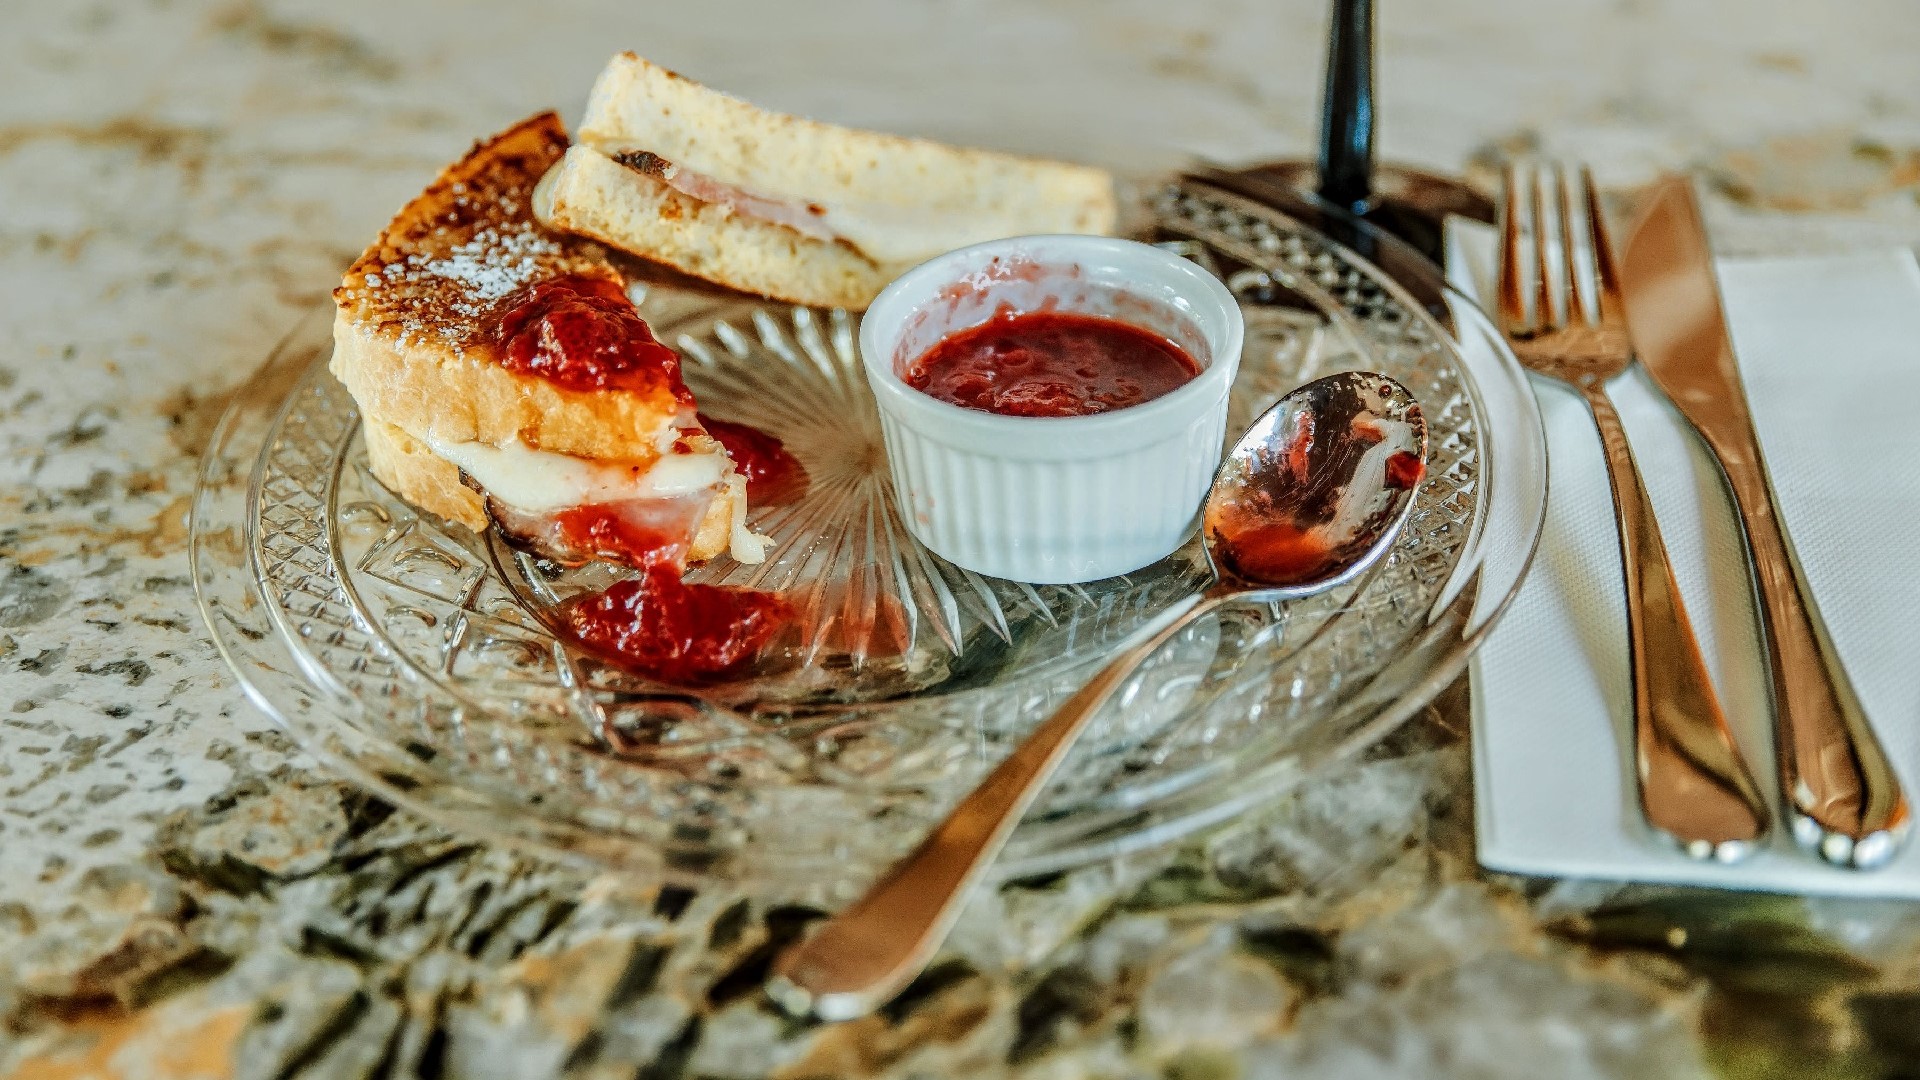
5,1,1920,1077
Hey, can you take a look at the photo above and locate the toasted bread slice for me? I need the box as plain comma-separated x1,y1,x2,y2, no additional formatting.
333,112,674,462
533,145,893,310
332,112,746,563
533,53,1117,309
361,417,489,530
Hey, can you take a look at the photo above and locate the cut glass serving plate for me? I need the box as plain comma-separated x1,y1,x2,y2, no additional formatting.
192,179,1548,901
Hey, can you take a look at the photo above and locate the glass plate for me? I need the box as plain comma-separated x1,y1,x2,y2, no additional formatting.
192,179,1547,901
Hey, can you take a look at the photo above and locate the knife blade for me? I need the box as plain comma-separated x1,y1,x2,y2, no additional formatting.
1615,174,1909,868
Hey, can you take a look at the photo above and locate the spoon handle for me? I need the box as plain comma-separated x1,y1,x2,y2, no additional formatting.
769,592,1211,1021
1585,383,1770,859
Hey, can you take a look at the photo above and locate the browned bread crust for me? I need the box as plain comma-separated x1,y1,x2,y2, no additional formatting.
533,144,894,311
531,54,1117,310
331,112,681,462
575,53,1117,250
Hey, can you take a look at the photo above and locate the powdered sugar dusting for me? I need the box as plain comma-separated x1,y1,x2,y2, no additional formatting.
413,225,563,317
336,114,614,351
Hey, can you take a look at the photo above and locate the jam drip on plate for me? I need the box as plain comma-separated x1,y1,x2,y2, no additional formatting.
699,415,808,504
905,310,1200,418
495,275,693,401
530,501,792,683
525,496,793,684
562,567,794,684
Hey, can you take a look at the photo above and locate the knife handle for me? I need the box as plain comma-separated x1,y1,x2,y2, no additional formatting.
1707,433,1911,866
1586,385,1770,858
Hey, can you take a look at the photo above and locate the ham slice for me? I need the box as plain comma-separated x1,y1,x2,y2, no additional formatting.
615,151,840,246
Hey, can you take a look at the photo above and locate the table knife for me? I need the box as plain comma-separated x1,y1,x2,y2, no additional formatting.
1615,174,1910,868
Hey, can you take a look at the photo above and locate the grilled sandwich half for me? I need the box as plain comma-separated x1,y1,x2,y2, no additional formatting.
533,53,1118,310
332,112,766,568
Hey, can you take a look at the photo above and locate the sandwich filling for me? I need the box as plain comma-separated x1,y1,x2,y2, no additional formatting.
451,273,769,567
597,148,1042,268
333,111,793,681
428,426,768,566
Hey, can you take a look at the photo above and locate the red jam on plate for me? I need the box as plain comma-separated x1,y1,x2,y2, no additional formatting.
495,275,693,401
545,492,795,684
548,498,793,684
561,566,794,683
700,415,809,504
904,310,1200,417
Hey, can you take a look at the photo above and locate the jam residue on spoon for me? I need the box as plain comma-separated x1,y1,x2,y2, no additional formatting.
1384,449,1425,490
1205,383,1426,588
1207,406,1336,584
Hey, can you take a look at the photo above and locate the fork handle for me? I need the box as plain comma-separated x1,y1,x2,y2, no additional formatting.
1584,382,1770,857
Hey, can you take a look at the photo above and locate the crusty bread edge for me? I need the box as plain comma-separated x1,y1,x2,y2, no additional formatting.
362,415,490,532
331,306,688,462
534,145,897,311
577,52,1117,226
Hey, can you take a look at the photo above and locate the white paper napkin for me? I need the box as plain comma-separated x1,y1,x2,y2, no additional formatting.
1450,220,1920,895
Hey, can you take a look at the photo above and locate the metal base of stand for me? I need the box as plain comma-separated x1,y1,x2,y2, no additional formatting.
1185,160,1493,325
1227,160,1495,265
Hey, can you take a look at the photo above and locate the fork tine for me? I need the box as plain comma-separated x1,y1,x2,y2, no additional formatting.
1496,164,1529,332
1582,165,1625,323
1530,166,1557,332
1556,164,1590,325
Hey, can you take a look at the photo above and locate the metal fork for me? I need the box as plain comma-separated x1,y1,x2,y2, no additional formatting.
1498,163,1769,861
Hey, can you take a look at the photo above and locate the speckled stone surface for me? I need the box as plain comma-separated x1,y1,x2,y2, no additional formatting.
4,1,1920,1076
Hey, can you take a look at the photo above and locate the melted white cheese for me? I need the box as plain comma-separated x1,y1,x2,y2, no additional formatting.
422,434,770,564
426,435,727,511
723,472,770,564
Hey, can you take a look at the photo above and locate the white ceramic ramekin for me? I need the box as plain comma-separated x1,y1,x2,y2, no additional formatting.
861,235,1244,584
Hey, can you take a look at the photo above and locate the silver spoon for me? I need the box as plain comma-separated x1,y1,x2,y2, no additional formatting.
769,371,1429,1021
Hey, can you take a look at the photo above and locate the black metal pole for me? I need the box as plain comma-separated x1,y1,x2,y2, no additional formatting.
1316,0,1375,214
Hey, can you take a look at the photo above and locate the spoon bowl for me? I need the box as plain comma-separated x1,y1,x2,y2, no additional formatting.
771,371,1428,1022
1204,371,1427,597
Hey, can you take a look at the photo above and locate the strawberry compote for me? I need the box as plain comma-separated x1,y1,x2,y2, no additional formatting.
495,275,692,401
549,504,793,683
491,276,793,680
561,567,793,683
904,310,1199,417
699,415,808,504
